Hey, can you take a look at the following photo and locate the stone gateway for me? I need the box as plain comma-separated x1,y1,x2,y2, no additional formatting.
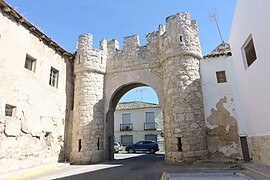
1,0,246,173
71,12,208,164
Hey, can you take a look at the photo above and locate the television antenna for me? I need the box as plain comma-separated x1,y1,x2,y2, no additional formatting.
136,88,147,101
209,10,224,43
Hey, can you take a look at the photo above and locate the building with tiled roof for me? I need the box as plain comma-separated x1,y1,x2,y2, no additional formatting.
203,41,232,58
116,101,160,110
114,101,164,151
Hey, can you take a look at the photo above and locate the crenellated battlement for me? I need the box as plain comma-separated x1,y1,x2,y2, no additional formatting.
74,33,107,75
123,35,140,51
75,12,202,74
72,11,207,165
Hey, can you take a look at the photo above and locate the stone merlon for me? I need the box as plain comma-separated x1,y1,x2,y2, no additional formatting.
123,35,140,51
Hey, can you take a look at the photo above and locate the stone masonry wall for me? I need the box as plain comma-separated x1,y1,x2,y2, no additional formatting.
162,56,207,163
161,13,208,163
0,6,72,173
102,12,208,163
247,135,270,166
70,34,106,164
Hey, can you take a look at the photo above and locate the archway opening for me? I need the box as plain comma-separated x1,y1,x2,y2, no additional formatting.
105,83,164,161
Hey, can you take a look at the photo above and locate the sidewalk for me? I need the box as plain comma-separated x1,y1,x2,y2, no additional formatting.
1,159,269,180
0,162,69,180
243,161,270,179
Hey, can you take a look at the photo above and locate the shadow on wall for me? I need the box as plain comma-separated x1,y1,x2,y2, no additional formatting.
62,59,74,162
68,98,105,165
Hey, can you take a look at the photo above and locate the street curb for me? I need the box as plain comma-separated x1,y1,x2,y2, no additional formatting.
8,166,60,180
160,172,167,180
245,166,270,179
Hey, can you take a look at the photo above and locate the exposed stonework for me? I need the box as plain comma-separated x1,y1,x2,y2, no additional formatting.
70,34,106,164
0,115,65,173
1,0,251,172
71,12,208,164
247,135,270,166
0,1,74,173
206,97,240,158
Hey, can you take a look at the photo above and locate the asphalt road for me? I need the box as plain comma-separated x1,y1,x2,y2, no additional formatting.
18,153,268,180
58,154,165,180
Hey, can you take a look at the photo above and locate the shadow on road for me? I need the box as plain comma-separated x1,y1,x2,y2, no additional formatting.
56,154,255,180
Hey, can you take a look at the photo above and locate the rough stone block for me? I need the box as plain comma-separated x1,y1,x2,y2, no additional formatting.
5,118,21,136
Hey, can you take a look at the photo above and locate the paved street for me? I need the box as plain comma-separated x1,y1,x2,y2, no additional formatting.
5,153,270,180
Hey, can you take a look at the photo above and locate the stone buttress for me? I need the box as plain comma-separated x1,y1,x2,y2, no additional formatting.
70,34,107,164
160,13,208,163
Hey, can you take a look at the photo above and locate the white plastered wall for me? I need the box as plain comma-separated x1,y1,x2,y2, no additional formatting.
229,0,270,136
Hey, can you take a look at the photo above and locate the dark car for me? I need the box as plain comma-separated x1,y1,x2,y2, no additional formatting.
125,140,159,154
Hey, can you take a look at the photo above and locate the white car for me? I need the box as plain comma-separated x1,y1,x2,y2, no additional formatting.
114,142,123,153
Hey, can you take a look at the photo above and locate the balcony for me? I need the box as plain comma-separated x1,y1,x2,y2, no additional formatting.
144,122,157,130
120,123,133,131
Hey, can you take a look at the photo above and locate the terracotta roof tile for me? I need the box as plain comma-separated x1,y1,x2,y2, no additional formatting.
116,101,160,110
203,42,232,58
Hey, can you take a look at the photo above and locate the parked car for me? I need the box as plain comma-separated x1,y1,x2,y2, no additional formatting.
125,140,159,154
114,141,123,153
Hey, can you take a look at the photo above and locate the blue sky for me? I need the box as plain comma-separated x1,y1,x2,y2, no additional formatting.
5,0,236,104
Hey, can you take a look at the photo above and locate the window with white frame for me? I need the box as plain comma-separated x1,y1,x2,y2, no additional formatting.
121,113,132,130
145,112,156,130
49,67,59,88
122,113,131,124
145,112,155,123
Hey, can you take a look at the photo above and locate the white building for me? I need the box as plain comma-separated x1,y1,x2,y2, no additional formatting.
114,101,164,151
201,42,240,158
201,0,270,166
228,0,270,165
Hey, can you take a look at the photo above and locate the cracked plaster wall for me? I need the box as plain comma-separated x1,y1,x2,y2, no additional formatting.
200,56,240,159
0,9,72,173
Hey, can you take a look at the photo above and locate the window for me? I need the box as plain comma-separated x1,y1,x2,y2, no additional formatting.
49,67,59,88
5,104,16,117
120,113,133,131
45,132,52,146
216,71,227,83
121,135,133,146
24,55,36,72
145,112,156,130
178,137,182,152
179,35,184,46
145,134,157,142
122,113,131,124
145,112,155,122
242,35,257,68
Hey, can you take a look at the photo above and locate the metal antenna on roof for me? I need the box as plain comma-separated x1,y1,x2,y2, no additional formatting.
136,88,147,101
209,10,224,43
